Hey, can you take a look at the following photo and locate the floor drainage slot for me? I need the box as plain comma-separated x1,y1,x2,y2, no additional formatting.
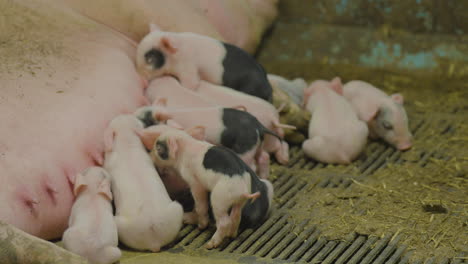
278,225,317,260
320,233,357,264
243,214,290,255
335,235,367,264
347,235,380,264
255,221,294,257
265,219,310,259
287,228,322,262
360,234,392,264
299,237,327,262
232,213,287,254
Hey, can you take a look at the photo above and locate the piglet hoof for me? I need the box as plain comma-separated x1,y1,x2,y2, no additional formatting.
150,246,161,253
275,142,290,165
205,239,221,250
198,216,209,230
183,212,198,225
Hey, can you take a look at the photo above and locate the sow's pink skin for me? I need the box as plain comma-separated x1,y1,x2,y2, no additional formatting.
136,24,273,101
343,80,413,150
103,115,183,252
146,127,274,249
62,167,121,264
0,0,277,241
302,78,369,164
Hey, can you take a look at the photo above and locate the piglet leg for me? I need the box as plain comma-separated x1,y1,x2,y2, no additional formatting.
228,203,243,238
206,212,231,249
187,184,209,230
256,150,270,179
0,221,87,263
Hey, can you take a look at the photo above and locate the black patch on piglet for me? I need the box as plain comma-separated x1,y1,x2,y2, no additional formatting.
221,108,282,154
156,141,169,160
240,166,270,229
145,48,165,69
139,110,156,128
221,42,272,102
202,146,247,177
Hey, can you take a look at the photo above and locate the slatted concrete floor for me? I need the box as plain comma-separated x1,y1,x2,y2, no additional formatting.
130,108,466,264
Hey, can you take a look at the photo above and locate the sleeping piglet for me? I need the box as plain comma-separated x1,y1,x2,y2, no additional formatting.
148,127,274,249
136,24,273,101
343,80,413,150
62,166,121,264
302,77,368,164
103,115,183,252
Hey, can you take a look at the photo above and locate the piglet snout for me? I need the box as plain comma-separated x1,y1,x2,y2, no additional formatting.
397,141,413,151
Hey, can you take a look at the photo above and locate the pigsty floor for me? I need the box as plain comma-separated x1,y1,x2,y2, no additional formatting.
69,1,468,263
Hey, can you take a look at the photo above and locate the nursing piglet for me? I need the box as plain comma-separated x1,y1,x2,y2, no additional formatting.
136,25,273,101
145,99,283,178
149,128,274,249
302,78,368,164
186,80,295,164
62,166,121,264
343,80,413,150
103,115,183,252
145,76,219,109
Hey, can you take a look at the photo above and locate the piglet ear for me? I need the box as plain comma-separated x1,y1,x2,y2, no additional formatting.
137,129,159,150
153,108,172,122
98,178,113,201
161,36,178,54
302,87,313,108
149,23,161,32
186,126,205,141
103,126,115,153
152,97,167,107
391,93,404,105
330,77,343,95
73,173,87,197
364,107,381,122
167,137,179,159
167,119,184,130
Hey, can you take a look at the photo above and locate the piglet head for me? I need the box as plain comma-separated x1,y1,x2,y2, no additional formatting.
151,132,182,167
329,77,344,95
74,167,113,200
369,94,413,150
302,80,329,108
136,29,179,81
134,105,158,128
137,124,183,150
105,115,145,152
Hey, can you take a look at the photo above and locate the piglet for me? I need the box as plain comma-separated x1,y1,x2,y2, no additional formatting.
103,115,183,252
136,25,273,101
343,80,413,150
173,78,295,164
148,127,274,249
62,166,121,264
145,76,219,109
140,99,284,178
302,77,368,164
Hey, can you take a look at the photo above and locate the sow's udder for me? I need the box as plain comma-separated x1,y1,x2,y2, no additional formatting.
0,1,146,240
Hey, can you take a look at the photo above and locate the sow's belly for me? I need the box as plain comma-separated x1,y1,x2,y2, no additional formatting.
0,0,146,240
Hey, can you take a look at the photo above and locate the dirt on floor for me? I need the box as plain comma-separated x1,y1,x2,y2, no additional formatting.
270,70,468,261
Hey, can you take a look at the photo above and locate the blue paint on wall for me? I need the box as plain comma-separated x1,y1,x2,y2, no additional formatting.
358,40,468,70
335,0,349,15
397,52,437,69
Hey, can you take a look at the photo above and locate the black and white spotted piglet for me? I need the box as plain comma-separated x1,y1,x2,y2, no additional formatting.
134,99,285,179
149,127,274,249
136,24,273,102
